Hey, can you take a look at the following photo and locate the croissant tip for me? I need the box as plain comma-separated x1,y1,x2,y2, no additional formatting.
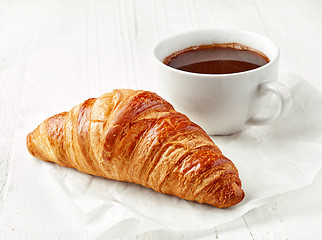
26,130,44,160
26,132,35,156
217,182,245,208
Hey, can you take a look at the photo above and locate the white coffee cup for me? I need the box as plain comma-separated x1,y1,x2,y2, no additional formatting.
153,29,292,135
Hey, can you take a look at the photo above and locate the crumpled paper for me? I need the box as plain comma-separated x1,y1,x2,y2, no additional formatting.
23,72,322,238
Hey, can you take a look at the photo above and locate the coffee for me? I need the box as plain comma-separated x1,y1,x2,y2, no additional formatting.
163,43,269,74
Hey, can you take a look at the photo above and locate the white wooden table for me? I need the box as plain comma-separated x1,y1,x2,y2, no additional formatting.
1,0,322,239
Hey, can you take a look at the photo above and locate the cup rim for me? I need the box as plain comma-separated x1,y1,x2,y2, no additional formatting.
153,28,280,77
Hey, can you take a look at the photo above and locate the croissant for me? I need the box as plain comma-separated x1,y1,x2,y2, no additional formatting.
26,89,244,208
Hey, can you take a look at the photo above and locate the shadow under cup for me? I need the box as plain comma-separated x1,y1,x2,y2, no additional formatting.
154,29,291,135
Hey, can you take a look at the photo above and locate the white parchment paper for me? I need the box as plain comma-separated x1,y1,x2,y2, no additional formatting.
18,72,322,239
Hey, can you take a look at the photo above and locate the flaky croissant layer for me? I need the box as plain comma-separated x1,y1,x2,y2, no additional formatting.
27,89,244,208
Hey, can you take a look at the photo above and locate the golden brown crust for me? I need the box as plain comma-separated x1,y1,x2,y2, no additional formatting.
26,89,244,208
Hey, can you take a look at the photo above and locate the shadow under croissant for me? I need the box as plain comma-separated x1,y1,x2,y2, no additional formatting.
40,159,244,210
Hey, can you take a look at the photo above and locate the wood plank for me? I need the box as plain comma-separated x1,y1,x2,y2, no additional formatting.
253,0,322,90
0,0,41,205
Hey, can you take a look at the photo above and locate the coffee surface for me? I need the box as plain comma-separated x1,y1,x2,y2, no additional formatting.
163,43,269,74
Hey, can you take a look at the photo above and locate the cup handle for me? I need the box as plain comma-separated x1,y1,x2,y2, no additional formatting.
246,81,292,126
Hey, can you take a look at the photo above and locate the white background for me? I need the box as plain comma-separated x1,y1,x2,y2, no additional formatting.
1,0,322,239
